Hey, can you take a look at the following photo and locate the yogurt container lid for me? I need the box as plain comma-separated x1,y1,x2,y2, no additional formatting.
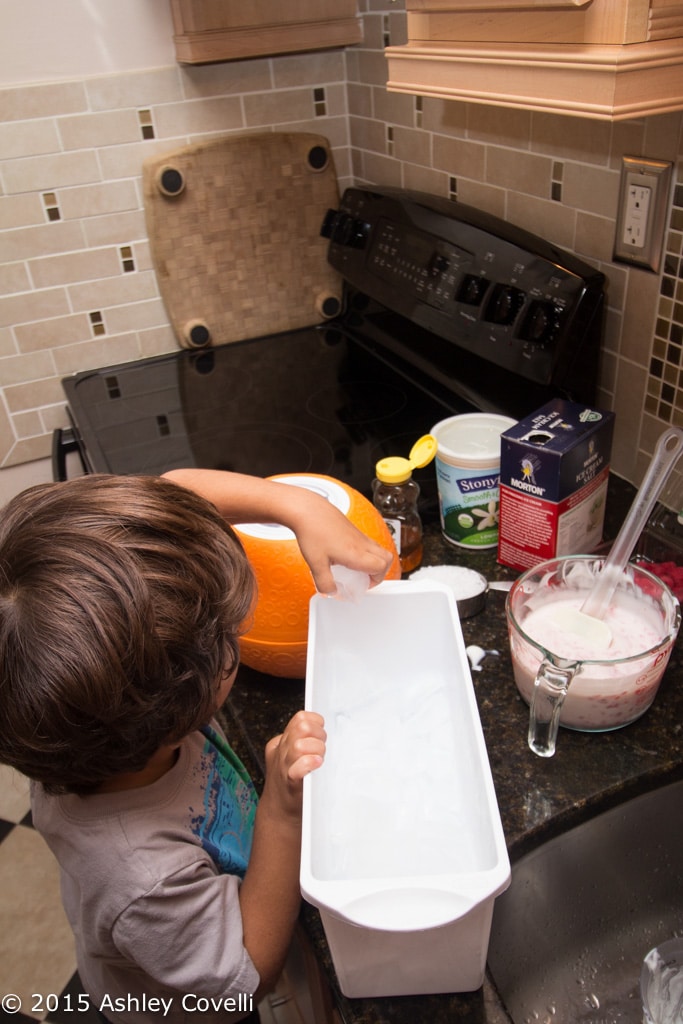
432,413,517,466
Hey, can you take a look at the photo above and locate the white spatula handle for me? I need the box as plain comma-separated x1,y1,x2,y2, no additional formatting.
581,426,683,620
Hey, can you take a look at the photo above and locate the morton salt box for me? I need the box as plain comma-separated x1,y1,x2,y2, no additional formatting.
497,398,615,572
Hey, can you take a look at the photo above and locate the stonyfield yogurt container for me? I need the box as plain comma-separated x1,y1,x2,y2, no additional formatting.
432,413,517,549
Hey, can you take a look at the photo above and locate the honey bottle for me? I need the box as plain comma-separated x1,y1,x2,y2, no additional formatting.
372,434,437,573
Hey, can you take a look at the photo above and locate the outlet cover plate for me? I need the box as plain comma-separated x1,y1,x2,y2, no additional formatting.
614,156,673,272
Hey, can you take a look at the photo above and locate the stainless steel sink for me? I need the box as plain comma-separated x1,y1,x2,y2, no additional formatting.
487,779,683,1023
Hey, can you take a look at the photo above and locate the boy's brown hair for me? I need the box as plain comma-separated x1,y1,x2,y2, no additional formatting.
0,474,255,795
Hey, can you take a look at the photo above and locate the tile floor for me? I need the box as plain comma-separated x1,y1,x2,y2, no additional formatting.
0,764,304,1024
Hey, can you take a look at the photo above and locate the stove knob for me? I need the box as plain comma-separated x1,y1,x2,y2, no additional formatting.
520,300,558,344
484,284,525,325
331,213,369,249
320,208,338,238
457,274,489,306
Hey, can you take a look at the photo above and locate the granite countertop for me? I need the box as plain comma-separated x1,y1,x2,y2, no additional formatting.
221,474,683,1024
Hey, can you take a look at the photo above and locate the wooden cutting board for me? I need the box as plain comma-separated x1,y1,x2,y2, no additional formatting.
142,132,343,348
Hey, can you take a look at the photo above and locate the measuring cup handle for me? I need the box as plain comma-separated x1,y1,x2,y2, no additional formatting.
528,659,577,757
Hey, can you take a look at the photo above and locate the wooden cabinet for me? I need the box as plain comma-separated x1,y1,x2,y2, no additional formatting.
385,0,683,120
170,0,362,64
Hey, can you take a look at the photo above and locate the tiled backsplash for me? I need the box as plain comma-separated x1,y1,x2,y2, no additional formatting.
1,0,683,492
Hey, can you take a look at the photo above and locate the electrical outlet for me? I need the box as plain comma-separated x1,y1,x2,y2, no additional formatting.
614,156,673,272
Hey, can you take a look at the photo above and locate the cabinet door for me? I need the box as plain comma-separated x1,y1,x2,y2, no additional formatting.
170,0,362,63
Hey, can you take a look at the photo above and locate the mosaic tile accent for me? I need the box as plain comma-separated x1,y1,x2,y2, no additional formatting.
648,180,683,425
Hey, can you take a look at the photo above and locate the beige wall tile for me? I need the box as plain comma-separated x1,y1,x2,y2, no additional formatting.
58,109,141,151
402,164,448,195
562,162,620,219
0,117,60,159
181,61,272,99
575,211,615,263
0,192,45,230
0,460,54,501
13,409,44,439
485,146,552,199
243,89,314,128
133,239,154,273
303,115,349,150
4,376,65,414
456,179,506,218
86,67,183,111
350,116,387,154
41,403,73,433
0,261,32,296
432,134,486,183
531,112,610,165
393,126,431,166
611,360,648,479
609,120,647,170
358,150,403,187
358,10,385,50
154,97,243,138
3,150,100,194
352,50,390,88
0,287,70,329
643,113,683,164
0,350,55,387
421,97,468,139
52,334,143,376
467,105,532,150
373,87,416,128
620,268,661,365
0,81,86,121
29,248,123,289
386,10,408,46
603,266,628,318
347,83,373,119
273,52,347,89
506,193,576,252
68,269,159,313
15,313,90,354
82,210,147,248
104,297,167,334
59,180,140,220
138,323,179,358
2,221,85,263
4,433,53,466
0,327,17,358
0,398,14,467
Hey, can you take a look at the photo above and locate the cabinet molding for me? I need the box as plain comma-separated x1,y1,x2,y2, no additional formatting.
386,38,683,119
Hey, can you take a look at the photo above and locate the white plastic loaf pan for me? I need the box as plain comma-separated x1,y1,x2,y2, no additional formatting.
300,579,511,998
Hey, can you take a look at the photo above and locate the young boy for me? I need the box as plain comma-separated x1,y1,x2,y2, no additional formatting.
0,469,392,1023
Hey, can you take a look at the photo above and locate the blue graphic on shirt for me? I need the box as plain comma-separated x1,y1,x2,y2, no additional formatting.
190,725,258,878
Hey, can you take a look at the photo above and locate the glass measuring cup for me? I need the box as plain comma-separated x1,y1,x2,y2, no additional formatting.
506,556,681,757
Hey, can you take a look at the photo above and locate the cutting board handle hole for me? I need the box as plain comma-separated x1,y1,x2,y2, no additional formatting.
182,319,212,348
156,166,186,197
307,146,329,172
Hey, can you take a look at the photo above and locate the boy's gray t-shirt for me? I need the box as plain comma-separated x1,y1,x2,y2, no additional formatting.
31,721,261,1023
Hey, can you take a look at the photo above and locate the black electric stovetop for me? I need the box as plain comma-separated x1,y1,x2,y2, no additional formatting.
62,323,468,512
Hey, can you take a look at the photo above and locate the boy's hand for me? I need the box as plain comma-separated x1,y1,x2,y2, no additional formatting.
289,502,394,596
262,711,326,821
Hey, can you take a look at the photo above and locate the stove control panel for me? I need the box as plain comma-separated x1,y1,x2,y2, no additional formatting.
323,188,605,389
